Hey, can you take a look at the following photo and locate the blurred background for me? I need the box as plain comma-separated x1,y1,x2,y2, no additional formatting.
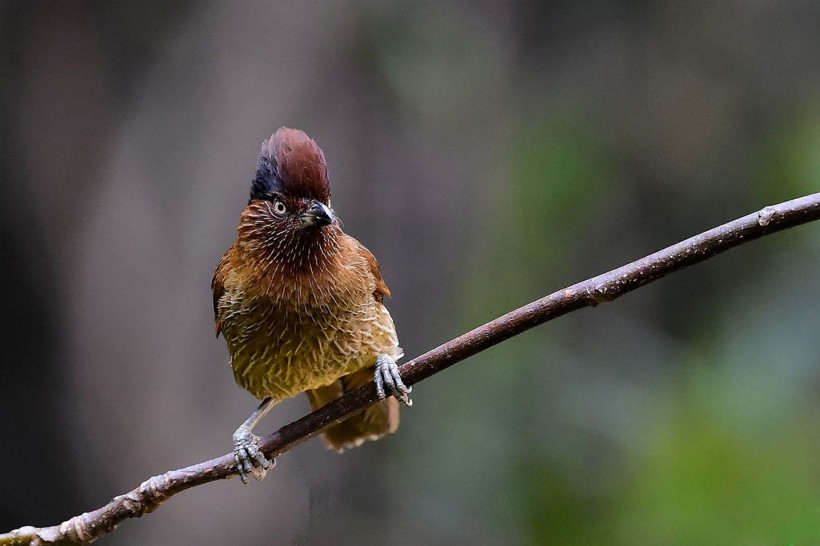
1,1,819,544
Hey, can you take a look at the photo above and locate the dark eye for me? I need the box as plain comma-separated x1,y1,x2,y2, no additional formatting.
272,200,287,216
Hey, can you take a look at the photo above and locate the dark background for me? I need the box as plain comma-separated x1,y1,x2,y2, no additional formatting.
1,2,819,544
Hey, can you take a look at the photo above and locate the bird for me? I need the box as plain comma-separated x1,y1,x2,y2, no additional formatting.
212,127,412,483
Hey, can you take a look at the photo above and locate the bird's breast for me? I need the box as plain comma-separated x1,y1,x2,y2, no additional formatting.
219,275,400,401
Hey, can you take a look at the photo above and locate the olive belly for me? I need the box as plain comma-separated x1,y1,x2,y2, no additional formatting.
223,304,401,401
230,336,376,400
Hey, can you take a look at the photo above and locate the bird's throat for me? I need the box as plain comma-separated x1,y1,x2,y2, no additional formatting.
241,223,341,279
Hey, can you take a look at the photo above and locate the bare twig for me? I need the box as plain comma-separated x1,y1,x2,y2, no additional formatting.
3,192,819,545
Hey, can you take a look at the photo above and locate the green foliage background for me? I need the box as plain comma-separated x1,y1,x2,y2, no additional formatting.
1,2,819,544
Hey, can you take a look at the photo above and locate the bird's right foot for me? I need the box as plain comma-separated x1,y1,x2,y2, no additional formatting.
232,427,273,484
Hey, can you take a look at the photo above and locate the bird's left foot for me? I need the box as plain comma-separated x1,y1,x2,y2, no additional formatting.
374,354,412,406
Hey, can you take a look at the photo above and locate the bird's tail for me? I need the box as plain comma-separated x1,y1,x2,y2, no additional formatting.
306,367,400,452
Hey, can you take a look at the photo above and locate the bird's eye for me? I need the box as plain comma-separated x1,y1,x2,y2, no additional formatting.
272,200,287,216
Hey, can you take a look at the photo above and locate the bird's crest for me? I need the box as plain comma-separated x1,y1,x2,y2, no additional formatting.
251,127,330,204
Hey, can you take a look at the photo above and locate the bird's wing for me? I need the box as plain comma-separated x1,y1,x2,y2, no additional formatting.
211,254,229,337
357,243,391,302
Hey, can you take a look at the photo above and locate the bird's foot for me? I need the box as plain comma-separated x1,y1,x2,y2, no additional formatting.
232,427,274,484
374,354,412,406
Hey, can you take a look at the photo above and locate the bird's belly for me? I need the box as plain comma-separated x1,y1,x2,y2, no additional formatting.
231,334,372,400
224,304,400,401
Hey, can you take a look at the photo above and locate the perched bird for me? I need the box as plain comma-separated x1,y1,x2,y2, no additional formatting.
212,127,411,483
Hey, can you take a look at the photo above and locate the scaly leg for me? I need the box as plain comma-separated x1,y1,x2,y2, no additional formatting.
233,397,275,484
374,354,412,406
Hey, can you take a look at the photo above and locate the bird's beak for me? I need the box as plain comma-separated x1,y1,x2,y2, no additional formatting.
300,201,334,228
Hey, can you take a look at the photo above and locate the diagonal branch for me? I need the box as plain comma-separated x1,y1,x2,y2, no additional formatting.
3,192,820,545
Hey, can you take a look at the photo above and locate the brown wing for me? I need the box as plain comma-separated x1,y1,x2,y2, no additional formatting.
357,243,391,302
211,252,229,337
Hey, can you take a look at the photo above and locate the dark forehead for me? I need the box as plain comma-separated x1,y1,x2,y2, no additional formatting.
257,127,330,203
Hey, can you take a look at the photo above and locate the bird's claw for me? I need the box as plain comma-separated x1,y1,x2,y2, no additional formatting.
374,354,412,406
233,427,273,484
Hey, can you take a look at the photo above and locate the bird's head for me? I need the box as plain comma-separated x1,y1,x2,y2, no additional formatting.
239,127,340,272
251,127,336,228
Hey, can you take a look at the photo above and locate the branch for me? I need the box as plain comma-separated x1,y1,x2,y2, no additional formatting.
3,193,820,545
